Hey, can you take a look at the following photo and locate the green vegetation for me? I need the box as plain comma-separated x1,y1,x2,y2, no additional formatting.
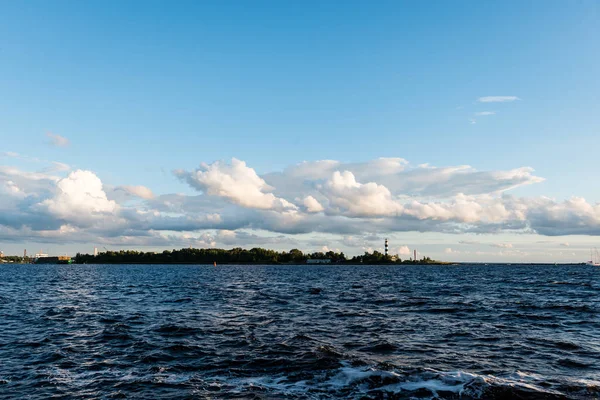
73,247,444,265
353,250,438,264
0,255,29,263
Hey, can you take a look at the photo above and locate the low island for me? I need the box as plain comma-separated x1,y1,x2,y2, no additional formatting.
66,247,446,265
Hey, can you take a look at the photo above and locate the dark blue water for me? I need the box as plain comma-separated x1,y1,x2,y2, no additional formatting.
0,264,598,399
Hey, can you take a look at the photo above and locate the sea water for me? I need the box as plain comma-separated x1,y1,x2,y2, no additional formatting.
0,264,598,399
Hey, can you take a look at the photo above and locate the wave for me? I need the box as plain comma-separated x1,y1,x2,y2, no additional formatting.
202,362,599,399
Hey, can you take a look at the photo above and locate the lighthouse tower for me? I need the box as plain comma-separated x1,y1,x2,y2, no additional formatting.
384,238,388,257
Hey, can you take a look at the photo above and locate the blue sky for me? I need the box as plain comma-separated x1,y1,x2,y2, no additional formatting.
1,1,599,261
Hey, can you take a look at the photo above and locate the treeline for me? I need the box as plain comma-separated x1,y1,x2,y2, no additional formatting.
0,256,30,263
74,247,440,265
354,250,436,264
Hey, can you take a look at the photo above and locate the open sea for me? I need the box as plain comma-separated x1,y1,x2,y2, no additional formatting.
0,264,598,399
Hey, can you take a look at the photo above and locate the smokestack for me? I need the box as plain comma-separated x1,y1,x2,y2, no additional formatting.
414,249,417,261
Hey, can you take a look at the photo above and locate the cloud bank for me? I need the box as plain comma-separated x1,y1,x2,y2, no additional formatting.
1,156,599,254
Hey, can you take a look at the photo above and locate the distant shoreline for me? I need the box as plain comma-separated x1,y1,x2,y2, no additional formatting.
3,261,588,266
33,260,453,266
2,246,589,266
69,247,445,266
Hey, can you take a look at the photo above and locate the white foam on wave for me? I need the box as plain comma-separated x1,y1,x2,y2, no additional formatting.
209,363,476,398
120,370,193,385
379,370,482,397
381,380,464,395
485,370,573,396
51,362,585,398
41,362,586,399
209,362,582,399
326,364,401,387
576,377,600,386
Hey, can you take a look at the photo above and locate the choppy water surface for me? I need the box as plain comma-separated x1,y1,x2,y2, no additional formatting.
0,264,599,399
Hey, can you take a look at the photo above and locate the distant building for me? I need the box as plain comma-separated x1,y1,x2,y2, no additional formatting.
306,259,331,264
94,247,98,257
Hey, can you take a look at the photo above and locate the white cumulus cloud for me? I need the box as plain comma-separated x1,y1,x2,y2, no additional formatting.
303,196,324,213
41,170,117,222
176,158,297,211
323,171,403,217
